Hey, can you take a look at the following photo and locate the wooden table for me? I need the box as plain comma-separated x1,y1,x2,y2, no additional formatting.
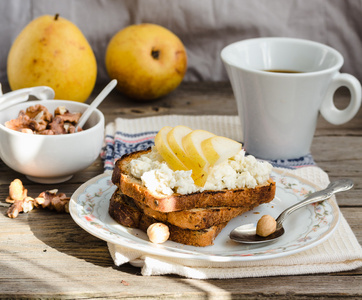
1,82,361,299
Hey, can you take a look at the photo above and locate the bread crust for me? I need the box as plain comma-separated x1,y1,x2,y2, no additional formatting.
110,149,276,247
112,149,276,213
109,190,227,247
111,188,256,230
109,190,141,228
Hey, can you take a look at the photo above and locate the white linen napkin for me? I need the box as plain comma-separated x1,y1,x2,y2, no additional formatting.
103,115,362,279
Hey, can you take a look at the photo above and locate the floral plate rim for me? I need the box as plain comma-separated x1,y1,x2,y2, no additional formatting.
69,170,340,262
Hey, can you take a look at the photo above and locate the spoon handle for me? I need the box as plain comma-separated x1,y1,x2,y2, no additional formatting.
76,79,117,130
275,178,353,229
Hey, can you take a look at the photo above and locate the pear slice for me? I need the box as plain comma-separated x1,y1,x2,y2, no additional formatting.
154,126,188,171
182,129,216,186
182,129,216,168
167,125,193,169
201,136,242,165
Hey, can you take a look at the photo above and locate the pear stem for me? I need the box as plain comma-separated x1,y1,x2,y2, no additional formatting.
54,14,59,21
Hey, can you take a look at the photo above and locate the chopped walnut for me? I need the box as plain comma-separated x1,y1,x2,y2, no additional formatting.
39,129,55,135
5,104,83,135
7,197,35,218
23,197,35,213
34,189,70,213
5,111,37,132
54,106,67,115
47,116,67,135
8,200,25,218
56,112,82,124
5,179,70,218
25,104,52,122
25,105,52,132
5,108,49,133
6,179,33,218
6,179,27,203
21,128,34,134
4,113,23,131
54,106,82,124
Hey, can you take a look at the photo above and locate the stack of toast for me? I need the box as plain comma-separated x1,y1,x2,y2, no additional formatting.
109,149,276,247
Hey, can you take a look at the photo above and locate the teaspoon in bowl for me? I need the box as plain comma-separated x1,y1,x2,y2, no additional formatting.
229,178,354,244
76,79,117,132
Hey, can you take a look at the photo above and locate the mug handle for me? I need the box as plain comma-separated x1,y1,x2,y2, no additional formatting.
320,73,361,125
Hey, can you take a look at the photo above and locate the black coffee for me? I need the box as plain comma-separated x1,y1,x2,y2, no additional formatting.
264,69,303,73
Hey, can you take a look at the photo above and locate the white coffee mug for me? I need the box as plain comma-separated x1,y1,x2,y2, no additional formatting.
221,37,361,160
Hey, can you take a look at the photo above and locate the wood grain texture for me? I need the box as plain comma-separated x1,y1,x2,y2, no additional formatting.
0,82,361,299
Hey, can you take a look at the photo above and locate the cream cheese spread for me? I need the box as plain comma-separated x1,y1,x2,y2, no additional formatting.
130,147,273,196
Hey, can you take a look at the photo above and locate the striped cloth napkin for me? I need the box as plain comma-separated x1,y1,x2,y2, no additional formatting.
101,115,316,171
101,115,362,279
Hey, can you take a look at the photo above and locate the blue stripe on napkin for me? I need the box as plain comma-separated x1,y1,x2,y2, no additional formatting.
102,130,157,171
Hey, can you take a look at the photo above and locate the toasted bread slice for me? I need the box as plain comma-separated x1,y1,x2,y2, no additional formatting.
112,149,276,213
109,190,227,247
111,188,255,230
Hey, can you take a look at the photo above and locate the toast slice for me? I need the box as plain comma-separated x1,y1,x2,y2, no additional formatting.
112,149,276,213
111,188,256,230
109,190,227,247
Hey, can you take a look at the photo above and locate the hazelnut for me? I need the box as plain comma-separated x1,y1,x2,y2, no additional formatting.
147,223,170,244
256,215,277,237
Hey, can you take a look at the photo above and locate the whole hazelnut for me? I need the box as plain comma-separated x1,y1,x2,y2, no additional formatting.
256,215,277,237
147,223,170,244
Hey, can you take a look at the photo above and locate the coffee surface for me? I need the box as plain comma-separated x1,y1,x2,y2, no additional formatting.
264,69,303,73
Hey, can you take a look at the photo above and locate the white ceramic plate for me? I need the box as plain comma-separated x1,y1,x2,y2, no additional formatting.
69,170,340,262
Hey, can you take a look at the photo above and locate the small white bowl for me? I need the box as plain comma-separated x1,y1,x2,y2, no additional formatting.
0,100,104,183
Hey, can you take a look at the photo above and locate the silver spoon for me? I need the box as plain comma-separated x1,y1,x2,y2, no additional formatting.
76,79,117,132
230,178,354,244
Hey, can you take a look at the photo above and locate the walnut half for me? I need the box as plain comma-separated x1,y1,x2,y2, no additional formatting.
5,179,71,218
5,104,83,135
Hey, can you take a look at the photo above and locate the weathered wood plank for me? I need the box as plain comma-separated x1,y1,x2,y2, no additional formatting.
1,82,362,299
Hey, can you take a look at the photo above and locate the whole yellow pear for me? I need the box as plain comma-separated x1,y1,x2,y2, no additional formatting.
7,14,97,102
105,23,187,101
